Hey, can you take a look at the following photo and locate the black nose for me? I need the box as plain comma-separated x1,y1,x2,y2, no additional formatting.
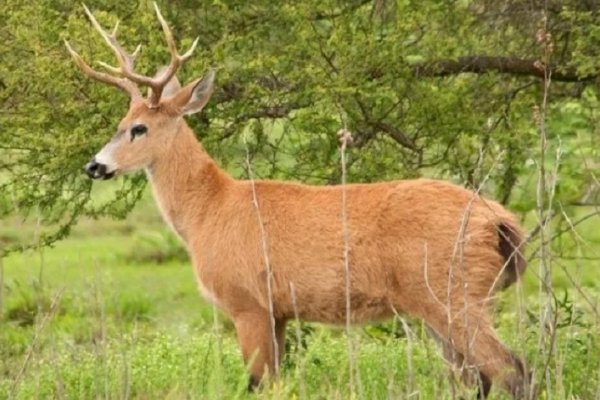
84,159,107,179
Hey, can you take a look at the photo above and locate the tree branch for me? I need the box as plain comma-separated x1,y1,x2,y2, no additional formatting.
372,121,419,152
220,101,310,139
414,56,597,82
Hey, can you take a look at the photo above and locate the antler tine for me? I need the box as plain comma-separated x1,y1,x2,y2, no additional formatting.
82,4,140,78
145,2,200,106
153,2,200,63
64,39,141,98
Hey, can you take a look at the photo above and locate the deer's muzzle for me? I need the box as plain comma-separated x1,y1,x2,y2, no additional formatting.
85,159,115,180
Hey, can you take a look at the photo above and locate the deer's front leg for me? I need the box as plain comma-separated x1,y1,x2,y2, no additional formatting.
233,311,287,390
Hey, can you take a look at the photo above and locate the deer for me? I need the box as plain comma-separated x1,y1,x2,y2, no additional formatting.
65,4,534,399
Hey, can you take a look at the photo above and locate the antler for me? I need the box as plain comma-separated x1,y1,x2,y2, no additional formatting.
64,39,142,99
144,3,199,105
65,3,199,107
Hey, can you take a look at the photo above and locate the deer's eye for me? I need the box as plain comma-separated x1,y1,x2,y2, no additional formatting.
130,124,148,140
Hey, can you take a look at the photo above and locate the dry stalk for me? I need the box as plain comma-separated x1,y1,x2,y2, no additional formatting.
558,202,587,246
555,259,600,323
242,131,280,375
423,243,448,312
391,305,416,396
527,210,600,261
336,104,363,396
534,14,558,395
11,290,64,396
447,151,504,369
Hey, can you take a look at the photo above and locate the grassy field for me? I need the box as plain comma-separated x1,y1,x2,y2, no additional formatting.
1,192,600,399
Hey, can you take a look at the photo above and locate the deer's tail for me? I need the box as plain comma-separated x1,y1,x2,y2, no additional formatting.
496,220,527,290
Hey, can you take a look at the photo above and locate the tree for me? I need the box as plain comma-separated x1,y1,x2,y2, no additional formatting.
1,0,599,254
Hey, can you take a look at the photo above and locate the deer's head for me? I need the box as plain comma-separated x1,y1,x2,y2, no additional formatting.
66,4,215,180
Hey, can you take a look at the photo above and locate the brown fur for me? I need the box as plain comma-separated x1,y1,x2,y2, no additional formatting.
71,22,532,396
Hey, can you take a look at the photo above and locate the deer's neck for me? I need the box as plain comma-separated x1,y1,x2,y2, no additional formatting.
145,123,232,242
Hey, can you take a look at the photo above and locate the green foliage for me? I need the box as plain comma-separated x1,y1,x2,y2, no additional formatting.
2,0,600,254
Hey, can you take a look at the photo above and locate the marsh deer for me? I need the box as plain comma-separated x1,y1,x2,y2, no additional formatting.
66,4,533,398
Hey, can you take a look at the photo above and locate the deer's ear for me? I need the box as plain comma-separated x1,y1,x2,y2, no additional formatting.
167,69,215,116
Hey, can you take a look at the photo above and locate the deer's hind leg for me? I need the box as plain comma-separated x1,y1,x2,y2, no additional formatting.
425,305,532,399
427,325,492,399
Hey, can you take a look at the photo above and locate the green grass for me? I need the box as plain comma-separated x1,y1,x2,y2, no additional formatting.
1,195,599,399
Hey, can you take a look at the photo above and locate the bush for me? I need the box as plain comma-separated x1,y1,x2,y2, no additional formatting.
122,231,188,265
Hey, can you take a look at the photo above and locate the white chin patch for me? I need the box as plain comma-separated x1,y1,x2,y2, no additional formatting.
95,144,118,173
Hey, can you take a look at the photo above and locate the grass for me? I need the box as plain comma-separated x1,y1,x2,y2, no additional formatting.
1,193,599,399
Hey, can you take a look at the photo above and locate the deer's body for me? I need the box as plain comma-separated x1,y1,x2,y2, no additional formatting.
67,5,534,398
148,120,529,396
150,123,520,323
